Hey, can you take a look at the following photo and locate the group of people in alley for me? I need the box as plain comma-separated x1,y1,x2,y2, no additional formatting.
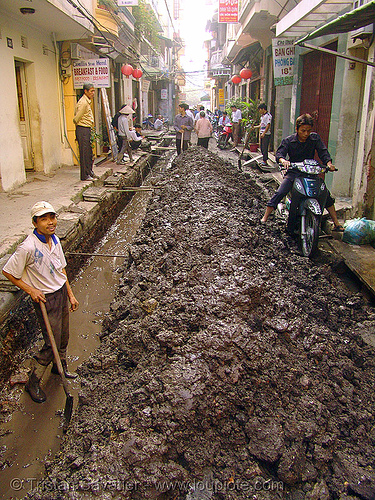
1,91,343,405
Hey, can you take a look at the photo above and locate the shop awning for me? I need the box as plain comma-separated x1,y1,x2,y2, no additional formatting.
158,35,174,48
297,0,375,43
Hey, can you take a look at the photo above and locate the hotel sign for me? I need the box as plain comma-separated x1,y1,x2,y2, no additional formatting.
219,0,238,23
272,38,295,86
73,58,110,88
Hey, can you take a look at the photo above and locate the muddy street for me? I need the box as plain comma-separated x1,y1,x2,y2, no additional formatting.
4,146,375,499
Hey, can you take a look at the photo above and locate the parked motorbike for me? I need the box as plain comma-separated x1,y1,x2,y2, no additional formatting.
277,159,337,258
217,123,233,149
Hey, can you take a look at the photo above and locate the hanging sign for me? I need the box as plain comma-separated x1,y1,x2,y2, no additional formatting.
73,58,110,88
141,79,150,92
272,38,295,86
218,0,238,23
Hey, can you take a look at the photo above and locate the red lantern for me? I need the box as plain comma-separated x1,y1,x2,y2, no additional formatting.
240,68,252,79
231,75,242,84
132,68,143,79
121,64,133,77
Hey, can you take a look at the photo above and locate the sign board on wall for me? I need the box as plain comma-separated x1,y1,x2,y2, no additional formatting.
73,58,110,88
272,38,295,86
117,0,138,5
160,89,168,100
218,0,238,23
218,88,224,105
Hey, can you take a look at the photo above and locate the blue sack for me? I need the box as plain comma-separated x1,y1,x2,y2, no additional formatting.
342,218,375,245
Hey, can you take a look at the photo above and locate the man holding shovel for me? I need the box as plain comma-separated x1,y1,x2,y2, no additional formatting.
2,201,79,403
174,103,193,155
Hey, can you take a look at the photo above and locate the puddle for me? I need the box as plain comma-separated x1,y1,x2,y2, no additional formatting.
0,182,154,499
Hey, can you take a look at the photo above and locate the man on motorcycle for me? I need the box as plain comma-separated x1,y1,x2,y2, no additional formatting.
260,114,344,232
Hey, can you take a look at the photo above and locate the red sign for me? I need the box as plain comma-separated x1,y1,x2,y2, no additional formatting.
219,0,238,23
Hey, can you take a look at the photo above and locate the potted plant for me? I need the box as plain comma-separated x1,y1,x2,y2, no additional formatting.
226,97,260,151
240,99,261,151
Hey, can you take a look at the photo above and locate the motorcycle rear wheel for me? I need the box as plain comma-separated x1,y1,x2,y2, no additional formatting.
300,210,320,257
217,135,228,150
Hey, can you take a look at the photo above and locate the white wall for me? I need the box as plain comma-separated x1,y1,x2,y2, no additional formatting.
0,13,71,191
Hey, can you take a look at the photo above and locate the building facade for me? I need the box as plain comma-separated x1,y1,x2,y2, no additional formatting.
0,0,179,192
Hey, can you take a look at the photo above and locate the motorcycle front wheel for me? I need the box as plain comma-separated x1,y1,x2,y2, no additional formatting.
217,135,228,149
300,210,320,257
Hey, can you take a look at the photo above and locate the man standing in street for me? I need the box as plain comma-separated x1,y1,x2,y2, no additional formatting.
174,103,193,155
2,201,79,403
256,103,272,166
230,104,242,148
73,83,98,181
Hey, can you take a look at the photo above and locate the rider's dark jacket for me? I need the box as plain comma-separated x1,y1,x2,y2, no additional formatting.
268,132,334,209
276,132,332,165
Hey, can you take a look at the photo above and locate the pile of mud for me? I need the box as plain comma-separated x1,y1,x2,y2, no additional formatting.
31,148,375,499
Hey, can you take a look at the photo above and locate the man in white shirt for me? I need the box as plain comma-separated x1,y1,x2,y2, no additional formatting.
255,103,272,165
230,104,242,147
186,106,195,123
2,202,79,403
154,115,163,130
218,111,231,127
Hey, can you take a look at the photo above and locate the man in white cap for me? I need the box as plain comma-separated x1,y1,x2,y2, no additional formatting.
117,105,135,164
2,202,79,403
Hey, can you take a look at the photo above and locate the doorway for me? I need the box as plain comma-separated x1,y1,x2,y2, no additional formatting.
299,42,337,148
15,61,34,171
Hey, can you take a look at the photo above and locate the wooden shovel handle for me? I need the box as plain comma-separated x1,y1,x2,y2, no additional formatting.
39,302,70,396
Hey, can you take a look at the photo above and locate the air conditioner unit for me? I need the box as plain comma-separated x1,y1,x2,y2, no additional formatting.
70,43,82,60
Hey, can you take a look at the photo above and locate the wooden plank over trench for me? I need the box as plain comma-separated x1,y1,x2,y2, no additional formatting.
327,240,375,296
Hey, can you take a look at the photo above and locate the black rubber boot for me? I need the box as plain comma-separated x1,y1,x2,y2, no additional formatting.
25,368,46,403
51,360,78,379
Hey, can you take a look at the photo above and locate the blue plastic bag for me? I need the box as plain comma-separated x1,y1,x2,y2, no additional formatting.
342,218,375,245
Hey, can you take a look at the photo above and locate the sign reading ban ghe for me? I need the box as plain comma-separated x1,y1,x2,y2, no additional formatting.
272,38,295,86
73,58,110,89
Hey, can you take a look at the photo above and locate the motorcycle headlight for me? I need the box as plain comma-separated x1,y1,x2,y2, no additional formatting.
295,178,305,194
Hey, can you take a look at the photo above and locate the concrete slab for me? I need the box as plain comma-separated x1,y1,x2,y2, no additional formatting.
82,187,109,202
104,175,123,187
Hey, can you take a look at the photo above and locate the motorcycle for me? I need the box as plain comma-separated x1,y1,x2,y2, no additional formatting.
217,122,233,149
277,159,337,258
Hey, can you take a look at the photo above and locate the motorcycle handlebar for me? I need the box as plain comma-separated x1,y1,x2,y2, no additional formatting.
278,163,338,173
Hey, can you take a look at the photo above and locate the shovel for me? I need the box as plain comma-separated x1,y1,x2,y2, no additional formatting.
180,130,184,153
238,128,252,171
40,302,73,433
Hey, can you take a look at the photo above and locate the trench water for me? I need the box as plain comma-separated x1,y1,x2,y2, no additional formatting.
0,166,160,499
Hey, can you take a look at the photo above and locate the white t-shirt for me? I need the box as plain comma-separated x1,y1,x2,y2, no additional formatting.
231,109,242,123
3,232,67,294
154,119,163,130
260,112,272,135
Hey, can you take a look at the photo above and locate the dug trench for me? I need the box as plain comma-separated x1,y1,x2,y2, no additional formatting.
9,147,375,498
